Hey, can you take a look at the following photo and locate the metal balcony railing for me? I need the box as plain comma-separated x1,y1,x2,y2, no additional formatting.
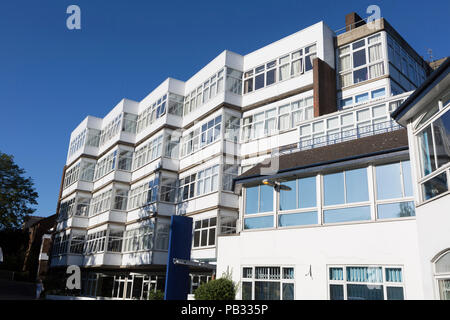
276,120,403,156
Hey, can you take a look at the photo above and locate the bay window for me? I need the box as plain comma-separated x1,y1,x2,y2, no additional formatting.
338,33,384,88
416,106,450,201
243,43,316,94
136,94,167,134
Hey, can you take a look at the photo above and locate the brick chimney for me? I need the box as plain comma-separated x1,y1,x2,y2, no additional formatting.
345,12,366,31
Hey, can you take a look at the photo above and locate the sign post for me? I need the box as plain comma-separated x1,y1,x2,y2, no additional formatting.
164,215,193,300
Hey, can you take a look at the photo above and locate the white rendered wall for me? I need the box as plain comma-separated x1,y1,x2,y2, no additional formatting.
217,220,424,300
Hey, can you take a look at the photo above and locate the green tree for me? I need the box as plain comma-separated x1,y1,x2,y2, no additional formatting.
194,278,236,300
0,151,38,229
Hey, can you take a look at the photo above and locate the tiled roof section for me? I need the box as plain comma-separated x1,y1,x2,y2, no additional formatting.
237,128,409,180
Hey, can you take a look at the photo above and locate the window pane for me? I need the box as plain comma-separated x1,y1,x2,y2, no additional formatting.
266,69,276,85
244,216,273,230
341,97,353,108
422,172,448,200
260,185,274,212
329,268,344,280
418,125,436,176
355,93,369,103
278,211,317,227
371,88,386,99
244,79,253,94
208,228,215,246
282,283,294,300
299,176,316,208
201,229,208,246
353,67,368,83
242,282,252,300
330,285,344,300
352,39,365,50
323,172,345,205
402,161,414,197
193,231,200,247
346,168,369,203
255,73,265,90
376,163,403,200
386,268,403,282
245,187,258,214
280,180,296,211
387,287,404,300
305,54,316,71
433,111,450,168
324,206,371,223
279,64,289,81
347,284,384,300
439,279,450,300
254,282,280,300
353,49,366,68
377,201,415,219
347,266,382,282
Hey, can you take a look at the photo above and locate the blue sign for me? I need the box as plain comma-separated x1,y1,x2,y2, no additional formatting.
164,215,193,300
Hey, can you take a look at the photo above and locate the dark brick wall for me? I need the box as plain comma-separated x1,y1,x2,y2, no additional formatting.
313,58,337,117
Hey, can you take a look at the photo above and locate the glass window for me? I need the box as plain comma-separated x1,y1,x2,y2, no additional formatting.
347,284,384,300
260,185,274,212
244,216,273,230
299,176,316,208
245,185,273,214
371,88,386,99
418,125,437,176
323,172,345,205
355,92,369,104
330,285,344,300
345,168,369,203
341,97,353,108
242,282,252,300
280,180,296,211
376,163,403,200
402,161,414,197
353,67,368,84
353,49,366,68
433,111,450,168
377,201,415,219
324,206,371,224
422,172,448,200
278,211,317,227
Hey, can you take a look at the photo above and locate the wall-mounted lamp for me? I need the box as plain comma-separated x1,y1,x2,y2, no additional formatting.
262,178,292,191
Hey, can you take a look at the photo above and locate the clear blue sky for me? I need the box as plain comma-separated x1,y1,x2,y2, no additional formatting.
0,0,448,218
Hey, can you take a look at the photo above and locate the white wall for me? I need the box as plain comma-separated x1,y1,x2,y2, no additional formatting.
217,220,424,300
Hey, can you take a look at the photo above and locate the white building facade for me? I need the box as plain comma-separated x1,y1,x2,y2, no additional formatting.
50,12,447,300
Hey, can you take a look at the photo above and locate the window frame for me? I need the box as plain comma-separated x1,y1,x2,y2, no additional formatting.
327,264,405,300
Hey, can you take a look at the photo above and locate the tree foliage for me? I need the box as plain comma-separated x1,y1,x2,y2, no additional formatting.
0,151,38,229
194,278,236,300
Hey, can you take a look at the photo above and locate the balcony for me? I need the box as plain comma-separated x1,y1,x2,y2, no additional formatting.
277,120,403,156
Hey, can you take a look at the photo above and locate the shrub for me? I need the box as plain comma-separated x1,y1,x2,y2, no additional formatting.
194,278,235,300
148,290,164,300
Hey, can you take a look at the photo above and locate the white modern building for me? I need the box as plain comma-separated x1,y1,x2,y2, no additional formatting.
49,12,449,300
391,58,450,300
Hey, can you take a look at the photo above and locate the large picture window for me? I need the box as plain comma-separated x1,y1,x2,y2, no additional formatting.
329,265,404,300
241,266,294,300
